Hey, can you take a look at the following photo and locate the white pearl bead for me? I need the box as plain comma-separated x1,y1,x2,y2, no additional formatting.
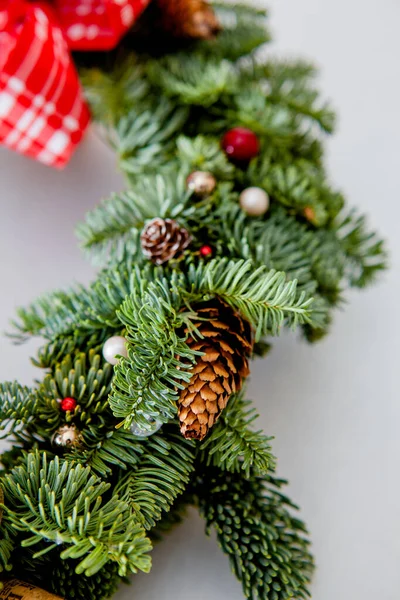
239,187,269,216
102,335,128,365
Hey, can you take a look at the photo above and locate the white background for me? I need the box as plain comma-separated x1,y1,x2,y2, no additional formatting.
0,1,399,598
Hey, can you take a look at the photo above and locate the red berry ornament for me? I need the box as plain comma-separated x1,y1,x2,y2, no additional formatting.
60,397,77,412
200,244,213,257
221,127,260,163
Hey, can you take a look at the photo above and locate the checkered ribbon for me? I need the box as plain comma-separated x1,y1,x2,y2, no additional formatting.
0,0,150,167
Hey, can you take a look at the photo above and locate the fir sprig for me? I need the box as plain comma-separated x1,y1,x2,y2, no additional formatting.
109,274,199,428
1,452,152,577
0,383,36,437
195,467,314,600
187,258,313,339
116,430,195,529
200,392,275,476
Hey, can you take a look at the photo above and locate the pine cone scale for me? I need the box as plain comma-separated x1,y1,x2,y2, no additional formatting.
178,299,253,440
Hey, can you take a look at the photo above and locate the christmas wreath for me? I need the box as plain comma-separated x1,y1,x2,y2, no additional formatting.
0,2,386,599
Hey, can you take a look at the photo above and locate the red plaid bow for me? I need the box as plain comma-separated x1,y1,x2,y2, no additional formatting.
0,0,150,167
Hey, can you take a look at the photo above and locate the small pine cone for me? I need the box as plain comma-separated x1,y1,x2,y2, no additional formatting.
178,299,253,440
141,218,191,265
155,0,221,39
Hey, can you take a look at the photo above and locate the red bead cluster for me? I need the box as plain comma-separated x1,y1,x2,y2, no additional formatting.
60,397,77,412
221,127,260,163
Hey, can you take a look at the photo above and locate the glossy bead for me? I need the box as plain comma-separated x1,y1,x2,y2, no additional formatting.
200,244,213,257
60,397,77,412
186,171,217,197
239,187,269,216
102,335,128,365
221,127,260,163
52,424,83,449
130,415,163,437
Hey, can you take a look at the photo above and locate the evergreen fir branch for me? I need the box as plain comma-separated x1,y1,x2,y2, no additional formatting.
195,467,314,600
176,135,235,179
241,58,334,132
116,430,195,530
109,275,199,428
0,526,14,570
215,204,345,313
310,230,347,303
85,429,145,478
148,55,238,106
77,171,191,264
225,89,295,142
214,204,318,294
113,99,188,173
149,493,191,542
261,59,318,84
200,3,270,61
33,351,113,439
11,545,121,600
2,452,152,577
259,163,334,226
53,559,121,600
77,195,142,265
33,330,113,371
81,56,149,125
336,210,387,287
187,258,314,339
264,64,335,133
281,94,335,135
200,392,275,477
0,382,36,436
10,262,138,341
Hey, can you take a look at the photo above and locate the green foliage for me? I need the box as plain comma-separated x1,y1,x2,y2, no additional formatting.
187,258,313,339
0,383,36,437
77,171,191,264
35,351,113,435
176,135,234,178
195,467,314,600
50,559,121,600
13,553,121,600
109,274,199,428
81,57,150,125
200,392,275,477
115,99,188,173
205,3,270,61
258,162,341,226
84,429,144,477
10,262,136,342
116,430,195,530
108,258,315,427
1,452,152,577
258,58,336,133
148,55,238,106
0,531,14,572
336,210,387,287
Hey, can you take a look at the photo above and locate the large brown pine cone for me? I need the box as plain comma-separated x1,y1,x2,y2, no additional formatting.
141,218,191,265
178,299,253,440
155,0,221,39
